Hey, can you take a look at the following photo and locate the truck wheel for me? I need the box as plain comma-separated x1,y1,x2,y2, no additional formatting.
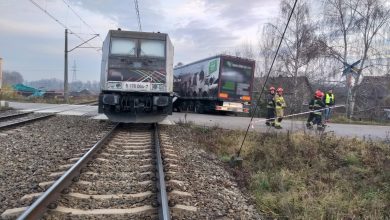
195,103,204,114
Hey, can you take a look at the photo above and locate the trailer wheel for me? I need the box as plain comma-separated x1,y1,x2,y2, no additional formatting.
195,102,204,114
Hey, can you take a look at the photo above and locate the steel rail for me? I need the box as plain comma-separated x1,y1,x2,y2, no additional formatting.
0,114,55,130
17,123,119,220
0,112,31,121
154,123,171,220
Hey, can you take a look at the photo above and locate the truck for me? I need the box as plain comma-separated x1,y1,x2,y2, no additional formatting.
173,55,255,113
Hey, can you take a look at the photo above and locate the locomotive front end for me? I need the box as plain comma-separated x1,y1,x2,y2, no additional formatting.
99,30,174,123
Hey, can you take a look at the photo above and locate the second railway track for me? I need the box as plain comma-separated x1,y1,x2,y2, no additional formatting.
2,123,196,219
0,112,54,130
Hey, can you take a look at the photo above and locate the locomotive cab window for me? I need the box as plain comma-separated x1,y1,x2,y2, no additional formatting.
110,38,136,56
140,40,165,58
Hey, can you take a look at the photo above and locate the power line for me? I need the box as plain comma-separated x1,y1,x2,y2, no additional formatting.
61,0,103,42
30,0,68,30
133,0,142,31
29,0,99,52
236,0,299,158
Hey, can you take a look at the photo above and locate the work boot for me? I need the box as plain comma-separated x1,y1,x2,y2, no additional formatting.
317,124,326,131
265,121,270,126
274,125,282,129
306,122,313,129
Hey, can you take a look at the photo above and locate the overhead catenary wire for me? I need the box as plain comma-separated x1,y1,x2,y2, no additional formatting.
61,0,103,42
29,0,100,53
133,0,142,31
236,0,299,157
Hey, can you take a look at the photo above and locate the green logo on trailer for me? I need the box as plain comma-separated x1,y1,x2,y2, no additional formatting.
209,59,218,73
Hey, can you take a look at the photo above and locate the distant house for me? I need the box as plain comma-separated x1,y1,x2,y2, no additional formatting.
70,89,95,97
355,75,390,119
254,76,314,114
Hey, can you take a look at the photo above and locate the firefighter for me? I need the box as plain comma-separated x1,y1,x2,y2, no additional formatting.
274,87,286,129
265,86,276,126
323,89,335,123
306,90,326,129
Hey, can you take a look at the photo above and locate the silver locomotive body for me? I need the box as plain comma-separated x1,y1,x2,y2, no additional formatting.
99,30,174,123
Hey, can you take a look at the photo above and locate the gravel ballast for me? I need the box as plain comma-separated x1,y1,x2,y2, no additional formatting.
0,115,113,214
162,125,261,219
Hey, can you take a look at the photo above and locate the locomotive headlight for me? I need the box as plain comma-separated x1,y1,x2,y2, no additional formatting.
153,96,169,107
151,83,166,91
107,82,122,90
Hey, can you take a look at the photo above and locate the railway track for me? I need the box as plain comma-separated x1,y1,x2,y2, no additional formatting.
0,112,54,130
2,123,196,219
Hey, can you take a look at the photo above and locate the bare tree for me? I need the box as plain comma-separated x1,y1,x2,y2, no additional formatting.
259,24,278,78
323,0,390,118
349,0,390,117
261,0,321,112
2,71,24,86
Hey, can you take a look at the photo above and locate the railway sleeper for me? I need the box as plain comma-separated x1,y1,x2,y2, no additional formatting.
55,193,155,209
43,206,157,220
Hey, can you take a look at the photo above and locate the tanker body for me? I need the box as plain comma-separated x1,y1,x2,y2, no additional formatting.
173,55,255,113
99,30,174,123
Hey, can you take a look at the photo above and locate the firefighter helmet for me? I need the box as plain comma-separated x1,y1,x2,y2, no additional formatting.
315,90,323,98
269,86,275,91
276,87,283,93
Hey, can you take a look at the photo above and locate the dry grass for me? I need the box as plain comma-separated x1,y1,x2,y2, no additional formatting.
170,123,390,220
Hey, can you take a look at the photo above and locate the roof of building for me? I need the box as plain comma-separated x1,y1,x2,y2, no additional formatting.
254,75,313,94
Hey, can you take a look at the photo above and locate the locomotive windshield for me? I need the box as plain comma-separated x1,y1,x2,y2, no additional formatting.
140,39,165,58
110,38,136,56
110,37,165,58
220,59,253,100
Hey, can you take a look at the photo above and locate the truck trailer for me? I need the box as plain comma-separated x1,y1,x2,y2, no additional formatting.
173,55,255,113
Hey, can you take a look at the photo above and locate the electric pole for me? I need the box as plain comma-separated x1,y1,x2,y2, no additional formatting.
63,29,99,104
71,60,77,92
0,57,3,92
64,29,69,103
72,60,77,82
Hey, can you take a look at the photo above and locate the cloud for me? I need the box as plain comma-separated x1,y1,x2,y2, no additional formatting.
0,0,281,82
68,0,167,32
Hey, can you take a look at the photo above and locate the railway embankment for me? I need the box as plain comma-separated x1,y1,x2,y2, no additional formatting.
167,122,390,219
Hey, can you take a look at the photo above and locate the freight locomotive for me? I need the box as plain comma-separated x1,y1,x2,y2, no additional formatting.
98,29,174,123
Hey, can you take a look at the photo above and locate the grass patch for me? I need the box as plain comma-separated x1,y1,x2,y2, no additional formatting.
171,122,390,219
331,115,390,126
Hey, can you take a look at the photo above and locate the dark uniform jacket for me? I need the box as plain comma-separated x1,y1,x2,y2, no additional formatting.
266,93,275,109
309,98,325,115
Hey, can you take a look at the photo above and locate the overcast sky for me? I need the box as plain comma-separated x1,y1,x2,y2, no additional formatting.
0,0,280,82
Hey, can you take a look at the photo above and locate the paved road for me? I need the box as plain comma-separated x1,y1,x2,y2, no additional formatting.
168,112,390,140
6,102,390,139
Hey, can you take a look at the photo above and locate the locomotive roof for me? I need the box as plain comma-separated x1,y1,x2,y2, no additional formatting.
108,29,168,40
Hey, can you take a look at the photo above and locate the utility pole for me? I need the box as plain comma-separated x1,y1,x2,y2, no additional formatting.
0,57,3,92
346,75,351,118
72,60,77,82
63,29,99,104
64,29,69,103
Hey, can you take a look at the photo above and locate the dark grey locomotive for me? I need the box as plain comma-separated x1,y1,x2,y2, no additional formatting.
99,30,174,123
